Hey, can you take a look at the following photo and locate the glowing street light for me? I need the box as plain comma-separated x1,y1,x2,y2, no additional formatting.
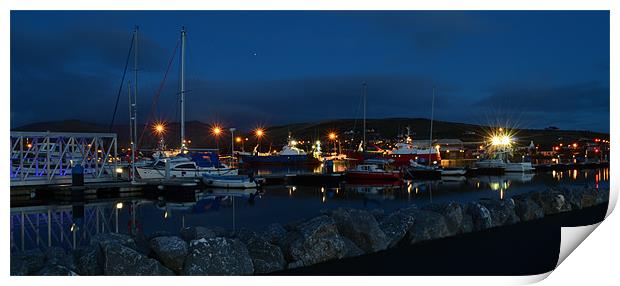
211,125,223,150
328,132,337,140
255,128,264,138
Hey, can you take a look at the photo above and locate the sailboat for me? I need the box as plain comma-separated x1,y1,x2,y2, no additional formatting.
404,87,442,179
136,27,237,180
345,82,403,182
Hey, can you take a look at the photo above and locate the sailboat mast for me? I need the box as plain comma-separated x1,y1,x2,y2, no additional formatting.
428,86,436,165
362,82,367,152
128,80,135,182
180,26,187,150
132,26,138,180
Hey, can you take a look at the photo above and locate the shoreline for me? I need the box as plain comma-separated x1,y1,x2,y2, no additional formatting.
11,186,610,276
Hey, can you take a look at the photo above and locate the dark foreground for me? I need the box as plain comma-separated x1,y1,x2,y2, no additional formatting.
277,203,608,276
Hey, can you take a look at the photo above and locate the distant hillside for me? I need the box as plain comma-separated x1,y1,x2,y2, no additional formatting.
13,118,609,151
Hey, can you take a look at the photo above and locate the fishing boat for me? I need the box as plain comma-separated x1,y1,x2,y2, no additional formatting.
239,133,319,165
345,164,402,181
202,174,259,189
385,130,441,166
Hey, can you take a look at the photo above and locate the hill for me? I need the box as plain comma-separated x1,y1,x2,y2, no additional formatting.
13,118,609,151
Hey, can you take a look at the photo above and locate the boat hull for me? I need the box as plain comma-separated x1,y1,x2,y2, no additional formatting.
345,171,402,181
202,175,258,189
240,154,319,165
136,167,237,179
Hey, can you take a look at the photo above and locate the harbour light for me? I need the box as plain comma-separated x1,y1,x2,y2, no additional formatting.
116,202,123,209
115,167,124,174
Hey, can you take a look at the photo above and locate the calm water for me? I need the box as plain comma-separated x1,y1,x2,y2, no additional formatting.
10,168,610,252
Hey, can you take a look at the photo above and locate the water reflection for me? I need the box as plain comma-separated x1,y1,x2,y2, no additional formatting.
11,168,610,253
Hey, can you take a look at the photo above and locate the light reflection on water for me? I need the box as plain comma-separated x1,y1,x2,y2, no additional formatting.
10,168,610,252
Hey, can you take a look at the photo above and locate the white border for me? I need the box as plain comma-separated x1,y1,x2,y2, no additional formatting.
2,1,617,285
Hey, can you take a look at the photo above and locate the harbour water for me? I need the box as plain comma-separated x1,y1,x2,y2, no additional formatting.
10,168,609,253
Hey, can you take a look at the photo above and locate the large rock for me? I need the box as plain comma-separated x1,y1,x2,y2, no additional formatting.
261,223,288,246
530,191,570,215
91,233,137,250
35,264,78,276
465,202,493,231
281,215,346,268
342,237,365,258
183,237,254,275
10,257,29,276
73,244,103,275
45,246,75,270
234,230,286,274
560,187,604,210
379,208,416,248
327,208,388,253
150,236,188,273
406,210,450,244
179,226,227,242
479,199,520,227
513,193,545,221
11,250,45,275
423,202,464,235
102,243,174,275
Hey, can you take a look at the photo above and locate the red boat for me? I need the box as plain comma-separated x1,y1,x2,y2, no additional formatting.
345,164,403,182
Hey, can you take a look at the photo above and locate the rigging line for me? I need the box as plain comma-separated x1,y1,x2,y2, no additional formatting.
108,33,135,132
136,37,181,150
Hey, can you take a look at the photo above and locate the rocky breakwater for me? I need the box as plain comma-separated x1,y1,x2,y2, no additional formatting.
11,186,609,276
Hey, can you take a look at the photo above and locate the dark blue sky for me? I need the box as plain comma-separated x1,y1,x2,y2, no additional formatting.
11,11,610,132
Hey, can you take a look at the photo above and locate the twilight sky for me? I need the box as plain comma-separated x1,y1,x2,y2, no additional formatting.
10,10,610,132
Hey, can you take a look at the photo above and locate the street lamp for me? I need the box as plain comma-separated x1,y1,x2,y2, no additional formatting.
328,132,337,154
152,122,167,151
211,125,222,151
255,128,265,153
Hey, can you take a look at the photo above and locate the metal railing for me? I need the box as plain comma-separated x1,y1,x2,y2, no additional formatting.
10,131,118,186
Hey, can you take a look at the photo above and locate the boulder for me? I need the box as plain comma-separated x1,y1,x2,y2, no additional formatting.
45,246,75,270
183,237,254,275
479,199,520,227
342,237,365,258
460,214,474,234
179,226,227,242
228,229,285,274
102,243,174,275
132,232,153,256
261,223,288,246
91,233,137,250
513,193,545,221
465,202,493,231
422,202,464,235
379,208,416,248
35,264,78,276
597,188,610,205
147,230,175,240
73,244,103,275
530,191,570,215
10,258,29,276
327,208,388,253
11,250,45,275
370,208,386,221
150,236,188,273
406,210,450,244
561,187,602,210
281,215,346,267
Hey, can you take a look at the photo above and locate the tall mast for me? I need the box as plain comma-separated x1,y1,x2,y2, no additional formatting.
362,82,367,152
128,80,135,182
180,26,187,150
132,26,138,180
428,86,436,165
